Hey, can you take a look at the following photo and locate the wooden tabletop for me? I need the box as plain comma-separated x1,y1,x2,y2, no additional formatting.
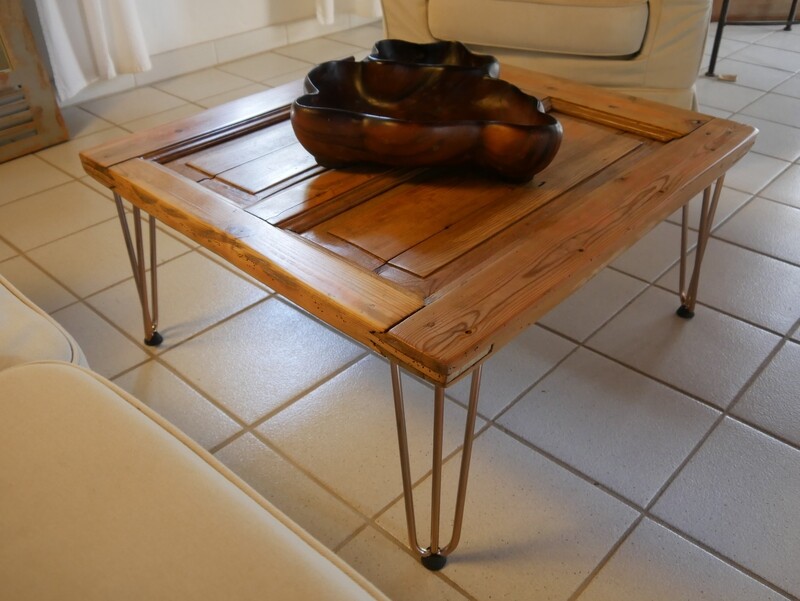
81,65,756,386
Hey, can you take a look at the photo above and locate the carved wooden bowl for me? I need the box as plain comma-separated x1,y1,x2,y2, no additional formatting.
367,39,500,78
290,59,562,182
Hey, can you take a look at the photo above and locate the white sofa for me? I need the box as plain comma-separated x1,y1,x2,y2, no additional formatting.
379,0,712,108
0,275,388,601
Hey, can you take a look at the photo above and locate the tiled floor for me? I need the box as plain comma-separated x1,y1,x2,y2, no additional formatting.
2,20,800,601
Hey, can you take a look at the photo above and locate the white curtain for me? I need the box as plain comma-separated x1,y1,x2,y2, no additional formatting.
34,0,151,102
316,0,382,25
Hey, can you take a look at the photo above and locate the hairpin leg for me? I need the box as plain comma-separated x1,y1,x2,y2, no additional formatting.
676,175,724,319
114,192,162,346
390,361,482,570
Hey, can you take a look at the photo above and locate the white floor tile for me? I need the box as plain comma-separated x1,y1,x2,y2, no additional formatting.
755,31,800,53
773,73,800,97
218,51,312,82
728,44,800,72
709,59,793,91
51,302,149,378
703,38,749,61
578,519,788,601
611,222,696,282
653,418,800,598
262,68,313,88
722,152,790,194
730,114,800,161
447,325,576,418
258,355,479,515
499,349,718,507
759,163,800,208
215,433,365,549
120,104,206,133
275,38,363,63
79,87,187,125
194,84,271,108
695,78,765,112
162,298,364,423
87,250,268,350
378,427,638,601
714,197,800,265
716,25,785,45
588,287,780,408
657,238,800,333
0,155,72,207
338,527,471,601
0,256,78,313
740,92,800,128
698,104,733,118
539,268,648,342
0,182,117,252
153,68,255,101
28,217,190,299
79,175,114,199
113,361,240,450
734,342,800,447
35,127,129,178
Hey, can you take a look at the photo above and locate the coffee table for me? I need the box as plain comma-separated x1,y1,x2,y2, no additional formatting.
81,65,756,570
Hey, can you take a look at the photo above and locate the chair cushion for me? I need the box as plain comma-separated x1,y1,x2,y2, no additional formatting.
0,362,387,601
0,275,87,370
428,0,650,57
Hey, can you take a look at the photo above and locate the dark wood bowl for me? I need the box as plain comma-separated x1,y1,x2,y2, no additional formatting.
367,39,500,78
290,59,562,182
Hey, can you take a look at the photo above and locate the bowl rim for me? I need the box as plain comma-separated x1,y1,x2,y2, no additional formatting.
292,58,560,132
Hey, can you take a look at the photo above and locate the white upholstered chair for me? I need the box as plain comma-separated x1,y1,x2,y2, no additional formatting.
379,0,712,109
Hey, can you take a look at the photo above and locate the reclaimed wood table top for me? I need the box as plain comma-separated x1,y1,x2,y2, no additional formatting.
81,65,756,387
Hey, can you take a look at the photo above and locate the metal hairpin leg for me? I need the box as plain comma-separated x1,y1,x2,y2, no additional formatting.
676,175,725,319
114,192,162,346
786,0,799,31
390,361,482,571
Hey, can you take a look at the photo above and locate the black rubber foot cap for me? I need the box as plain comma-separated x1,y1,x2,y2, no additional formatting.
421,553,447,571
145,331,164,346
676,305,695,319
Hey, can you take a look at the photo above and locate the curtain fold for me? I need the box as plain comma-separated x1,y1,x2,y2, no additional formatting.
316,0,382,25
34,0,151,102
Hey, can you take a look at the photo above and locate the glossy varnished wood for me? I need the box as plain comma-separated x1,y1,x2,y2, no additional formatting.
81,67,756,386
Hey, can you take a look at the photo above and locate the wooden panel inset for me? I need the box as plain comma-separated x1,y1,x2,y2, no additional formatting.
309,115,642,277
319,169,505,262
186,119,298,176
216,142,321,194
389,116,643,276
249,165,413,227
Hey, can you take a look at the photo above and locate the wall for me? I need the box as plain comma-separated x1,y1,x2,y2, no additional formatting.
38,0,377,106
136,0,317,55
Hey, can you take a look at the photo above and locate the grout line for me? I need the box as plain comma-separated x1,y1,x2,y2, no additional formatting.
566,319,798,599
644,515,800,601
207,349,371,454
5,23,799,600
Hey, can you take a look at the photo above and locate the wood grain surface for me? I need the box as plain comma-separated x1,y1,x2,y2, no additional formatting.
81,65,756,385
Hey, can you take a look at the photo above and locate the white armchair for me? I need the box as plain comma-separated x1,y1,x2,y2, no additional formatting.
379,0,712,109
